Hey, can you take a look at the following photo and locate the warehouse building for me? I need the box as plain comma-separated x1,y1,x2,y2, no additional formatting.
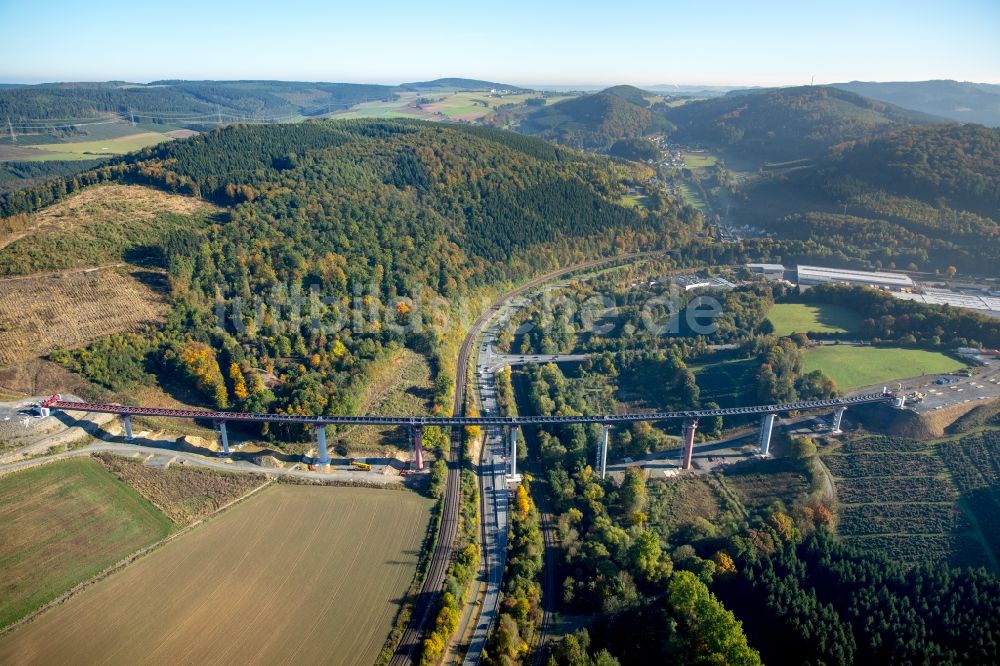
796,265,914,291
894,290,1000,317
745,263,786,281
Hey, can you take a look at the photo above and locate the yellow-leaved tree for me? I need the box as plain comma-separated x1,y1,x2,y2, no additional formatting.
229,362,248,401
178,342,229,409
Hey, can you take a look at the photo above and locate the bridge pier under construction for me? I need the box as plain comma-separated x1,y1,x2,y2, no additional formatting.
315,424,330,467
215,420,229,455
410,425,424,471
681,418,698,470
759,413,775,456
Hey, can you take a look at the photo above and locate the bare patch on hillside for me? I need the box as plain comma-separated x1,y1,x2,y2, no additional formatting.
0,267,167,367
0,183,217,254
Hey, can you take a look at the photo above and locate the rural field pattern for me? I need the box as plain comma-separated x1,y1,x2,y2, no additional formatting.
0,458,171,629
0,484,433,665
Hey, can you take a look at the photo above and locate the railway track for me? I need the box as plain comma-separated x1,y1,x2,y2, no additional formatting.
389,326,472,665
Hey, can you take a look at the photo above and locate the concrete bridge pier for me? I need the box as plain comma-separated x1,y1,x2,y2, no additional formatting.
122,414,134,440
758,413,775,456
315,424,330,467
410,425,424,471
831,406,846,434
599,424,610,479
681,418,698,470
215,420,230,455
509,427,518,477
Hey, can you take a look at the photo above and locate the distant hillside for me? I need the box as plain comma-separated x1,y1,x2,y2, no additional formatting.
0,80,399,126
832,80,1000,127
521,87,673,151
665,86,939,162
399,78,529,92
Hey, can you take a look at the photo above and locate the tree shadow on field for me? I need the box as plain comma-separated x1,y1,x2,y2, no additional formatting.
812,304,860,333
124,245,166,269
128,268,170,294
405,385,435,404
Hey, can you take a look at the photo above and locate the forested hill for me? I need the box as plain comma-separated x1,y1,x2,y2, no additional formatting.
665,86,939,162
1,120,688,419
824,123,1000,217
127,119,677,284
5,119,682,283
0,80,399,123
734,123,1000,275
601,85,656,106
520,87,674,151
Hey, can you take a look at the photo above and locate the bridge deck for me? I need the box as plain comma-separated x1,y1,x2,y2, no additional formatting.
42,392,894,426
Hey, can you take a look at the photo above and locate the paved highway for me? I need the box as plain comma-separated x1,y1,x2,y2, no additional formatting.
460,253,661,663
463,306,515,664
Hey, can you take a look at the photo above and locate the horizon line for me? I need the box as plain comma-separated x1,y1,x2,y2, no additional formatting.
2,75,999,88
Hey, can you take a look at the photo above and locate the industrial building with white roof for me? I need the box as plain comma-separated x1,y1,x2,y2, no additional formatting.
796,265,915,290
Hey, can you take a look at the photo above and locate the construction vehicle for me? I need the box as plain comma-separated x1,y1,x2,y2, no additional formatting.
351,460,372,471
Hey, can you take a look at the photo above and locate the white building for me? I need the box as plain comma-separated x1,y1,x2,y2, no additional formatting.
796,265,914,291
894,289,1000,316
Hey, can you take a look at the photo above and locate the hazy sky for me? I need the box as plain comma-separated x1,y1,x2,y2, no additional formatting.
2,0,998,86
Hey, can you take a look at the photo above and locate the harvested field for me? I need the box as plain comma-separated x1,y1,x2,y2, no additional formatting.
26,132,171,161
649,475,722,537
0,145,50,162
0,267,168,367
164,129,199,139
93,453,269,524
0,458,171,629
721,457,811,511
0,484,433,665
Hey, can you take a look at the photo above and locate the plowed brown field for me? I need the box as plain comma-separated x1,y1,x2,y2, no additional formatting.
0,485,432,665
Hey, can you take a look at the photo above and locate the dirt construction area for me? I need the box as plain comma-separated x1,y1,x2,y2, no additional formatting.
0,484,433,665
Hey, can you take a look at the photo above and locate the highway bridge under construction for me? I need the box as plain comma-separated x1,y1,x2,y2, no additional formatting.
38,390,902,475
